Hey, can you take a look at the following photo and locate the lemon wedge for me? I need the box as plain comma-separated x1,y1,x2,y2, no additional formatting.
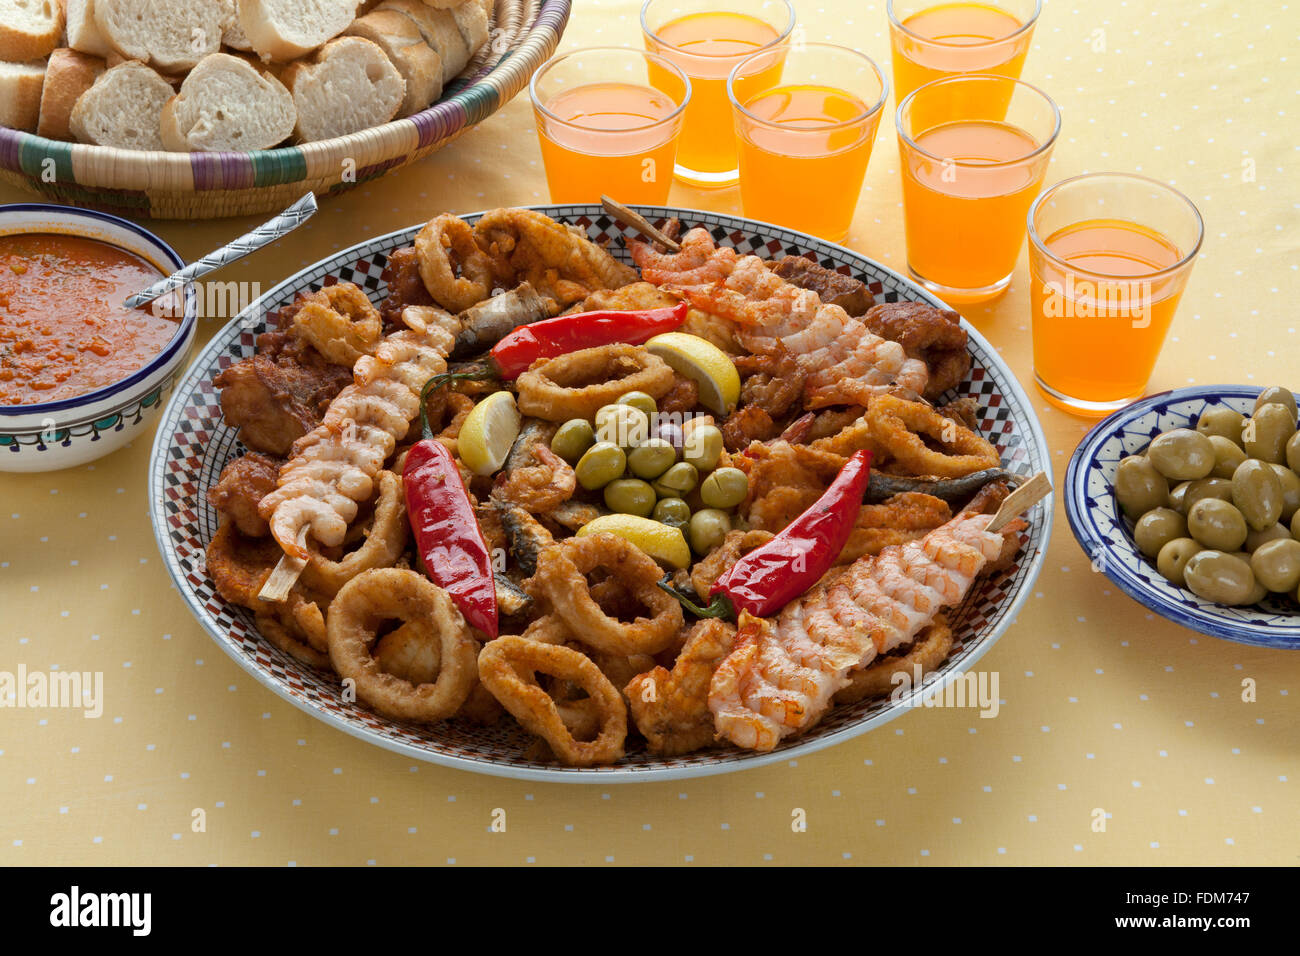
458,390,521,476
577,514,692,570
644,332,740,416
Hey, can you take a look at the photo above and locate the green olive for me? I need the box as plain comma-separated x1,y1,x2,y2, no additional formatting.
1156,537,1202,587
1196,407,1247,446
682,423,724,473
688,508,731,555
551,418,595,464
1186,498,1248,552
1133,507,1187,558
1181,477,1234,513
574,441,627,491
1270,464,1300,522
653,461,699,498
617,390,658,419
1115,455,1170,520
603,478,656,518
699,467,749,510
1244,403,1296,464
1245,522,1292,552
1287,432,1300,474
1231,458,1284,530
1243,574,1269,606
1208,435,1248,479
1183,550,1256,605
653,497,691,530
1249,537,1300,593
594,403,649,449
1254,386,1298,420
1169,481,1190,513
626,438,677,481
1293,509,1300,540
1147,428,1216,480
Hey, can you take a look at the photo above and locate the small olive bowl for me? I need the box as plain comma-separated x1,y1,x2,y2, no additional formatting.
1065,384,1300,649
0,204,196,473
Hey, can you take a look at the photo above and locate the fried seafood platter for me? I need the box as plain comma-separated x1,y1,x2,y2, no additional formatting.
150,205,1052,780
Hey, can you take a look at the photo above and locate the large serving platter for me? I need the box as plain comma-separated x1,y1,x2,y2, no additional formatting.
148,204,1054,781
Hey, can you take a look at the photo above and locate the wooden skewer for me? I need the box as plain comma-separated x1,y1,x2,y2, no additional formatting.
258,527,310,602
987,471,1053,532
601,195,681,252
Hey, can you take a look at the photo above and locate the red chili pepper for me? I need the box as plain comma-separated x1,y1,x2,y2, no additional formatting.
429,302,688,388
403,438,498,638
666,450,874,620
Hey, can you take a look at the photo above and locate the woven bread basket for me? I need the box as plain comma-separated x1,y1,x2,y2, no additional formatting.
0,0,570,219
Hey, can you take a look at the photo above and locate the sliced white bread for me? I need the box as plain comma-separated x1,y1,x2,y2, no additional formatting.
448,0,489,57
66,0,113,58
159,52,295,151
0,60,46,132
0,0,64,62
377,0,468,85
345,10,441,115
94,0,226,73
238,0,361,63
37,48,106,140
69,59,173,149
217,0,254,51
281,36,404,142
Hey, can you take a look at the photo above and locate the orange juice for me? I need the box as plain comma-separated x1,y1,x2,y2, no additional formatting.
892,2,1029,103
900,119,1045,295
736,85,880,240
534,82,682,203
646,11,785,182
1031,218,1186,406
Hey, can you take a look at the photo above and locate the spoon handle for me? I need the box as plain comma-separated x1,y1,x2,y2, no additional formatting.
124,192,318,310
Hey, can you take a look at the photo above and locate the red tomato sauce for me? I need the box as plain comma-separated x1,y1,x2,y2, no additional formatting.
0,233,179,406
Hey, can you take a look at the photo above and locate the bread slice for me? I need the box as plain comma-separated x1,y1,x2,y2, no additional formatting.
37,48,106,140
281,36,403,142
238,0,361,62
377,0,469,85
448,0,489,58
66,0,113,58
159,52,295,151
216,0,253,51
345,10,441,115
95,0,226,73
69,59,173,149
0,0,64,62
0,60,46,132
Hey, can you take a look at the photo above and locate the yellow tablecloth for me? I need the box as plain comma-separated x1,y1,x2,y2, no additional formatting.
2,0,1296,866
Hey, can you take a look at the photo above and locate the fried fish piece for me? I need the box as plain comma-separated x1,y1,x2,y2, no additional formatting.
208,452,282,537
862,301,971,399
772,255,875,316
625,619,737,756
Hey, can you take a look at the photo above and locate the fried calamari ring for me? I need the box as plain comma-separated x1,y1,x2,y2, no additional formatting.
326,569,478,722
531,534,683,655
414,214,495,313
515,344,675,422
301,470,408,596
478,636,627,767
832,615,954,705
290,283,383,367
864,393,1000,478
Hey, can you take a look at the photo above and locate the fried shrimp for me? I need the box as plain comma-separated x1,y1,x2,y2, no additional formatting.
415,214,495,313
478,636,628,767
288,282,384,367
493,444,576,514
864,393,1001,478
626,619,737,755
531,533,684,655
515,344,676,422
326,569,479,722
300,470,408,596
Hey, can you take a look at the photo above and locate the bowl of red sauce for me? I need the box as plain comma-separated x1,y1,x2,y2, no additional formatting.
0,204,196,472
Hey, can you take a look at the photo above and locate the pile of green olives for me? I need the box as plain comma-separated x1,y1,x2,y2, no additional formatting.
1118,386,1300,606
548,390,750,554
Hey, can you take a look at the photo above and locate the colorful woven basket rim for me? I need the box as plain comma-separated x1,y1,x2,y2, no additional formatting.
0,0,571,193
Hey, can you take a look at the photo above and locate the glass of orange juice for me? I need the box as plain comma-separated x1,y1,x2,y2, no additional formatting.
727,43,887,242
1028,173,1204,416
641,0,795,187
888,0,1040,111
530,47,691,205
896,73,1059,303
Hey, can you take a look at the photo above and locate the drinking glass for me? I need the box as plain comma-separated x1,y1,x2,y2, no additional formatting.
1028,173,1204,416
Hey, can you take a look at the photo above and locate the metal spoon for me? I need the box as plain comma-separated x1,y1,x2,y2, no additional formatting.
124,192,319,310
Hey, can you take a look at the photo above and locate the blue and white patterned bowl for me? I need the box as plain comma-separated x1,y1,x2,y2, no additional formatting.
0,204,196,473
1065,385,1300,649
